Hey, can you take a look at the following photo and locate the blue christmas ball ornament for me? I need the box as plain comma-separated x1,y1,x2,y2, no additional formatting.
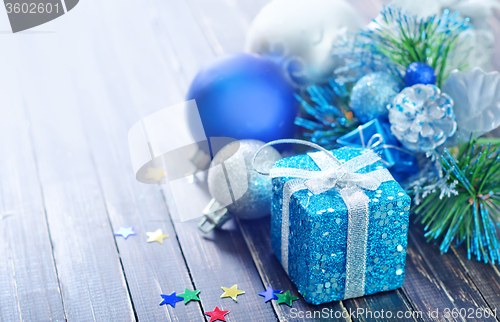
350,72,404,123
404,62,436,87
187,53,298,146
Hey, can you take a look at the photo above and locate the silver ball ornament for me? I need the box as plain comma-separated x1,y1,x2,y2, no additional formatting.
208,140,282,220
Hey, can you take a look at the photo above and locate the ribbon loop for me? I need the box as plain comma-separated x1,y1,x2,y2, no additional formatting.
304,167,382,195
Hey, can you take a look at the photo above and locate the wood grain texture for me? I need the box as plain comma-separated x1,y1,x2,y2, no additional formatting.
187,0,250,54
65,0,207,319
6,20,135,321
451,246,500,315
401,224,497,322
127,0,278,320
344,290,418,322
0,53,66,322
146,0,217,86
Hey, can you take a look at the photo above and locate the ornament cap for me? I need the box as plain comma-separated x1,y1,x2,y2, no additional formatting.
198,198,232,233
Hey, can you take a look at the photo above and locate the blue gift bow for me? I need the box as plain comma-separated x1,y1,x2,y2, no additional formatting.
253,139,395,300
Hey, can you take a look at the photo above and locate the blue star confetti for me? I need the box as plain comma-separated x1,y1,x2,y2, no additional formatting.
159,292,183,308
258,286,282,303
114,227,137,240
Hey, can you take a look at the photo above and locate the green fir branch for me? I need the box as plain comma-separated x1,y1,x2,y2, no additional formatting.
413,138,500,263
363,7,472,87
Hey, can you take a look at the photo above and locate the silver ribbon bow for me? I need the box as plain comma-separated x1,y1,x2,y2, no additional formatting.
253,139,394,300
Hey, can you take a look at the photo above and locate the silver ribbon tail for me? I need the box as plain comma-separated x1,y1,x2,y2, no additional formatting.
341,188,369,299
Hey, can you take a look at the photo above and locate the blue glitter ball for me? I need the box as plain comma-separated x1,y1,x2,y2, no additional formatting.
350,72,404,123
388,84,457,152
404,62,436,87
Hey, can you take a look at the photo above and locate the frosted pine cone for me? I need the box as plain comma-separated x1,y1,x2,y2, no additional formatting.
388,84,457,152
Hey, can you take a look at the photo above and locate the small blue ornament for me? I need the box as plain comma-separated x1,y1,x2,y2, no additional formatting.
337,118,418,182
187,53,298,146
350,72,404,123
388,84,457,152
404,62,436,87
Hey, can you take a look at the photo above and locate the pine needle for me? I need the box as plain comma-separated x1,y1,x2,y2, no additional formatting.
413,138,500,264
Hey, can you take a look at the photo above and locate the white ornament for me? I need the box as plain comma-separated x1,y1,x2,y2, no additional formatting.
443,68,500,141
245,0,363,87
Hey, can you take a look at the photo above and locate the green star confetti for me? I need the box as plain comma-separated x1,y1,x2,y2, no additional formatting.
177,288,201,304
275,290,299,307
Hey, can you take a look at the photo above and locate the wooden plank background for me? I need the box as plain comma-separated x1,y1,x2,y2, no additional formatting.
0,0,499,321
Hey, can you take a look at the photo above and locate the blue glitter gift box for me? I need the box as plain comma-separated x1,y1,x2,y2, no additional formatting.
270,147,411,304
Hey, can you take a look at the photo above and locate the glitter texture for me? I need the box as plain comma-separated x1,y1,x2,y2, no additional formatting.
388,84,457,152
270,148,411,304
350,72,404,123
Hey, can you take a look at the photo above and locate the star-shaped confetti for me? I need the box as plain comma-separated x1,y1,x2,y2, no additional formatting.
146,229,169,243
258,286,282,303
276,290,299,307
145,167,167,181
114,227,137,240
178,288,201,304
159,292,183,308
205,306,229,322
220,284,245,301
